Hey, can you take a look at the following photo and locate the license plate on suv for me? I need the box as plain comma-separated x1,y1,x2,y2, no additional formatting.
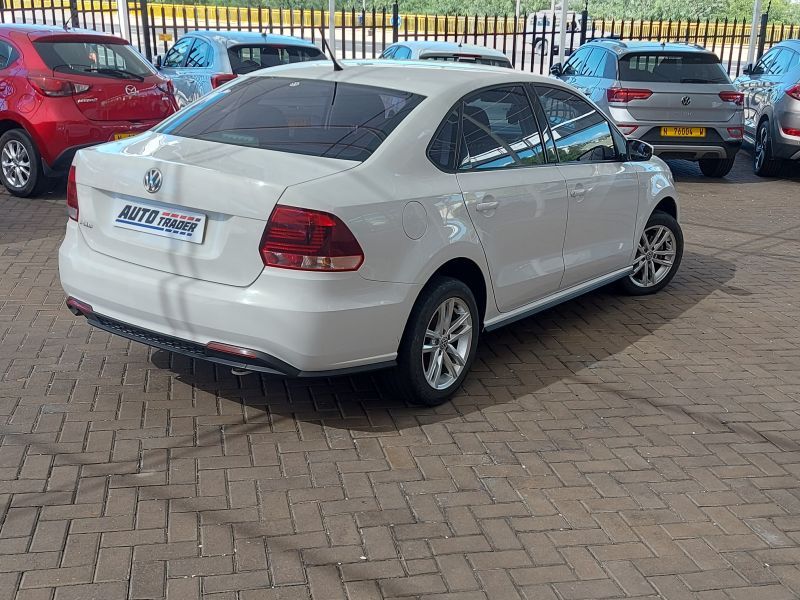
661,127,706,138
113,199,207,244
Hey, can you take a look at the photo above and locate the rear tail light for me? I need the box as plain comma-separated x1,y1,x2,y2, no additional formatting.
156,79,174,95
606,88,652,103
782,126,800,137
260,205,364,272
718,91,744,106
787,84,800,101
28,75,90,97
211,73,237,89
66,166,78,221
617,124,639,135
727,127,744,139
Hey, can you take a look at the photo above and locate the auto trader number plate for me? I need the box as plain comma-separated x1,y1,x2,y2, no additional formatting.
661,126,706,138
113,199,207,244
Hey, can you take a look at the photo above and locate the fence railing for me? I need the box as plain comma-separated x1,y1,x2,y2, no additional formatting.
1,0,798,77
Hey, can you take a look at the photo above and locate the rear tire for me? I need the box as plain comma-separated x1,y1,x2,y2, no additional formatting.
618,211,683,296
754,119,782,177
390,277,480,406
0,129,51,198
698,157,735,178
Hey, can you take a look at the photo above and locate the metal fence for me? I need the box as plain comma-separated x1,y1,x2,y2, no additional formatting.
1,0,799,76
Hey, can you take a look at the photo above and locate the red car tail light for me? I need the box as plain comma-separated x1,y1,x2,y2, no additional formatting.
211,73,237,89
787,84,800,101
206,341,259,358
28,75,90,97
782,126,800,137
260,205,364,272
66,166,79,221
606,88,652,103
617,124,639,135
727,127,744,139
718,91,744,106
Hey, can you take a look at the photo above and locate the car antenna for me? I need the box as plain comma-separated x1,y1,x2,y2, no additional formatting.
317,28,344,71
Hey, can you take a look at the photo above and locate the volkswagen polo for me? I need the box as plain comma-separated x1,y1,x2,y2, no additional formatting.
59,61,683,405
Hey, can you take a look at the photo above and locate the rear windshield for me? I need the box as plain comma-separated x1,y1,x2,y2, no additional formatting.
34,40,154,79
228,44,325,74
619,52,730,84
158,77,425,162
421,55,512,68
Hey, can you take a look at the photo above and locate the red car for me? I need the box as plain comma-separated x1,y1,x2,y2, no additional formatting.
0,25,178,197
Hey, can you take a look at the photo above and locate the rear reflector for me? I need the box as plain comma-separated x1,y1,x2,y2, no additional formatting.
260,205,364,272
206,341,259,359
606,88,652,103
617,124,639,135
782,127,800,137
727,127,744,139
211,73,237,89
66,165,78,221
66,297,93,316
718,91,744,106
786,84,800,101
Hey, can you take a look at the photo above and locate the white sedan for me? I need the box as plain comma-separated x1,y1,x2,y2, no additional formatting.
59,60,682,406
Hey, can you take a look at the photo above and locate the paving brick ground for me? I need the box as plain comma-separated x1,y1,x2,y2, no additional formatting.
1,153,800,599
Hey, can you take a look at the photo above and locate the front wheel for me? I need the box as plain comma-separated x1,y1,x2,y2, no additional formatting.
618,211,684,296
390,277,480,406
698,157,735,178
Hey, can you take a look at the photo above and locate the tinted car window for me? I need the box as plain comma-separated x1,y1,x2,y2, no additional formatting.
163,38,193,68
227,45,324,74
185,39,212,68
619,52,729,83
583,48,605,77
393,46,412,59
381,46,398,59
535,86,618,163
159,77,424,162
421,55,512,68
754,48,782,75
0,41,16,69
34,40,154,79
564,47,591,75
459,85,545,170
770,48,799,74
428,107,460,170
601,51,617,78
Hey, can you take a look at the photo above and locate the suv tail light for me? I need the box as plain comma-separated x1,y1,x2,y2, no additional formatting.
718,91,744,106
28,75,90,97
66,166,78,221
617,124,639,135
787,84,800,101
782,126,800,137
260,205,364,272
211,73,237,89
606,88,652,103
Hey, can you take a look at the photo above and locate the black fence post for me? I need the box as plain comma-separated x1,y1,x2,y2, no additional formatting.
392,1,399,43
579,8,588,44
69,0,79,27
140,0,153,62
756,11,769,61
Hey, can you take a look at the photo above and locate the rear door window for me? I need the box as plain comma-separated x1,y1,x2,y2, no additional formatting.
185,39,212,68
158,77,424,162
0,41,17,69
227,45,324,75
619,52,730,84
34,39,154,79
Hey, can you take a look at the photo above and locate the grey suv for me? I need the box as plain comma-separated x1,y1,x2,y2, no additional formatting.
734,40,800,176
551,40,744,177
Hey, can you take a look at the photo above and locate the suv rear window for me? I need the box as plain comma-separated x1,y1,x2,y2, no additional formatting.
228,45,324,74
34,40,154,79
618,52,730,84
421,55,512,68
158,77,424,162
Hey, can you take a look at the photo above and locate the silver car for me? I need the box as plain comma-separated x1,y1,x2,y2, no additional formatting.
155,30,325,106
552,40,744,177
734,40,800,176
379,41,512,68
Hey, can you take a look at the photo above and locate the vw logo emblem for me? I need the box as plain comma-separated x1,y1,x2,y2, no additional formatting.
125,84,138,96
681,96,692,106
143,169,162,194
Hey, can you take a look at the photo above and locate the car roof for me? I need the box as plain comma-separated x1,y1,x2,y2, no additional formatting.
775,39,800,52
0,23,127,42
242,59,554,96
390,40,509,60
588,39,717,55
186,29,316,48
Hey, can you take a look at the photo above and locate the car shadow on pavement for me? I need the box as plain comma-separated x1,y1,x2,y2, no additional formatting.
160,250,737,432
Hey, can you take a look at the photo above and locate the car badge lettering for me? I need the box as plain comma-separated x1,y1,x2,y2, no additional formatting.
125,84,138,96
143,169,162,194
681,96,691,106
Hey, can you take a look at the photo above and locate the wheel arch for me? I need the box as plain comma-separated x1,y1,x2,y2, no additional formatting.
428,257,489,327
653,196,678,221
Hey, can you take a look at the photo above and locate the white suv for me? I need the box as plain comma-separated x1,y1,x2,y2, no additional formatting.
59,61,683,405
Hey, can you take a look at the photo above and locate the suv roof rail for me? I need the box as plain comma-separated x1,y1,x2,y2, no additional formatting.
589,37,627,48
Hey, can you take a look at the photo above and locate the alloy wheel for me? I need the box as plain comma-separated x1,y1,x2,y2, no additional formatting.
1,140,31,189
629,225,677,288
754,125,768,172
421,297,473,391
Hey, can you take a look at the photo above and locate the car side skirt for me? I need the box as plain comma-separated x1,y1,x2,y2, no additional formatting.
484,266,633,332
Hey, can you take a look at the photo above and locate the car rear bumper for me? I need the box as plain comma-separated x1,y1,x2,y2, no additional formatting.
648,140,742,161
58,223,419,375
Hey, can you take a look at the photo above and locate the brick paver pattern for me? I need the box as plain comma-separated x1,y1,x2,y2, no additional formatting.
1,155,800,600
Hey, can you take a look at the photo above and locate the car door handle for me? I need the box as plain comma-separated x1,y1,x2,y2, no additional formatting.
475,200,499,212
569,186,586,199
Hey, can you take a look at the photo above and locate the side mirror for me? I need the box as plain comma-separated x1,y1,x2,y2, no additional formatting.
154,54,163,69
627,139,653,162
742,63,753,76
549,62,563,76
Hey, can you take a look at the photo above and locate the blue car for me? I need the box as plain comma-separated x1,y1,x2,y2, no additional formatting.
156,30,325,106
